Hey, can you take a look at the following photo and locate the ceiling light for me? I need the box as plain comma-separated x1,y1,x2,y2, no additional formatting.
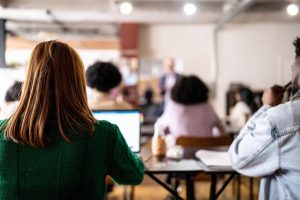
183,3,197,16
287,4,299,16
120,2,133,15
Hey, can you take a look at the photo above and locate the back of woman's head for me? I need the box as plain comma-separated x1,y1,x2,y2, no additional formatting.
86,62,122,93
171,75,209,105
4,40,95,147
5,81,23,102
238,87,253,103
237,87,258,113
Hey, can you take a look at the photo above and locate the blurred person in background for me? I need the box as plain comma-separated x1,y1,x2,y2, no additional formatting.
0,41,143,199
229,87,258,128
0,81,23,120
85,61,134,193
86,61,132,110
229,37,300,200
143,83,154,106
156,75,225,143
159,57,181,110
140,83,159,123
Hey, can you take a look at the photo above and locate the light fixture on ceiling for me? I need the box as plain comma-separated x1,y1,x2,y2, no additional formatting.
183,3,197,16
287,3,299,16
120,2,133,15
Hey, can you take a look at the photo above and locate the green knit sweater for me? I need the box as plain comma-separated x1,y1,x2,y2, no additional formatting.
0,119,144,200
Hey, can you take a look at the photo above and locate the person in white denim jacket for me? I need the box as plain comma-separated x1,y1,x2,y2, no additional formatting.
229,37,300,200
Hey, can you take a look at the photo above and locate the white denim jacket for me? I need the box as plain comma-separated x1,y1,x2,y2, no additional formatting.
229,96,300,200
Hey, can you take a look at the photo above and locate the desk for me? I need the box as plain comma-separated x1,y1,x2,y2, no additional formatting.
141,124,154,136
142,146,237,200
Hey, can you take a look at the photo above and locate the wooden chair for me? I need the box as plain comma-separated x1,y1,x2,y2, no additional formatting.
175,135,233,199
176,135,233,148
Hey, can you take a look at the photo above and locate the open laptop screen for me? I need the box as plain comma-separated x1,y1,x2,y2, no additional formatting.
92,110,141,153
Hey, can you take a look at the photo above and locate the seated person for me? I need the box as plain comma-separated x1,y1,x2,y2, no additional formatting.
0,81,23,120
156,75,225,139
0,40,143,199
86,61,132,110
86,61,134,192
229,87,257,128
229,36,300,200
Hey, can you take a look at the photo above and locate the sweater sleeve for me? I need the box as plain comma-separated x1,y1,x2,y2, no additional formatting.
228,105,280,177
109,124,144,185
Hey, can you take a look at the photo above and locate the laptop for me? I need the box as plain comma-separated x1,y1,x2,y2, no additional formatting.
92,110,141,153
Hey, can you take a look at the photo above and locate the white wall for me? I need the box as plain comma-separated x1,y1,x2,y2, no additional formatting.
216,23,300,116
139,23,300,116
139,24,215,83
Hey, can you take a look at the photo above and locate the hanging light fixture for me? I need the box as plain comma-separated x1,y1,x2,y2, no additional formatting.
287,3,299,16
183,3,197,16
120,1,133,15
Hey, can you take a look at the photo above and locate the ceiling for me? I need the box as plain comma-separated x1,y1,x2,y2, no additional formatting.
0,0,299,39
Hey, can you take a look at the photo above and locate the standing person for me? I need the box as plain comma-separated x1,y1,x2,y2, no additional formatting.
0,81,22,120
159,58,181,109
0,41,144,200
156,75,225,139
229,37,300,200
86,61,132,110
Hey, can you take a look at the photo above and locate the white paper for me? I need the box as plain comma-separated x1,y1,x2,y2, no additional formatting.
195,150,231,167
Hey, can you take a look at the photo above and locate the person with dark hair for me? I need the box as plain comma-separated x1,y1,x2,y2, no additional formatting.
86,61,134,193
155,75,225,139
229,37,300,200
0,81,23,119
229,86,257,128
171,75,209,104
86,61,132,110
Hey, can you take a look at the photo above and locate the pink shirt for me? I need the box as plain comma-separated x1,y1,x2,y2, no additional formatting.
159,100,224,137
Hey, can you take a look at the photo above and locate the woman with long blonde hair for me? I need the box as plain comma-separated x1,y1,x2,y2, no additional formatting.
0,40,143,199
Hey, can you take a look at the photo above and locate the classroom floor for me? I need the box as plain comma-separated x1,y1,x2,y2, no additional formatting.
107,175,260,200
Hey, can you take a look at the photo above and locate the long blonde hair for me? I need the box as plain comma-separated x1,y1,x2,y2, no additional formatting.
4,40,95,147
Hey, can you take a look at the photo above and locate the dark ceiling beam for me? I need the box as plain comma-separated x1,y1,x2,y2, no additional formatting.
46,9,70,32
215,0,256,30
0,0,9,7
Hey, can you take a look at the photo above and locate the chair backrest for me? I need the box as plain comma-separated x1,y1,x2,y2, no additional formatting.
175,136,232,148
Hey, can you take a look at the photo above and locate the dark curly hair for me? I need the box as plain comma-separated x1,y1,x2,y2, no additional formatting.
5,81,23,102
86,62,122,93
171,75,209,105
237,87,258,113
293,37,300,58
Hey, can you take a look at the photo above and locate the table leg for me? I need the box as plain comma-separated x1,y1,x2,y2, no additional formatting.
209,174,217,200
146,173,184,200
185,174,195,200
237,175,241,200
249,177,253,200
216,174,235,199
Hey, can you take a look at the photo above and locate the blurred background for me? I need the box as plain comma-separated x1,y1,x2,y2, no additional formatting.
0,0,299,119
0,1,299,199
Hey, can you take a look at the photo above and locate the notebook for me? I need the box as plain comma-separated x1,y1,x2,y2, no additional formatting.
195,150,231,167
92,110,141,153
